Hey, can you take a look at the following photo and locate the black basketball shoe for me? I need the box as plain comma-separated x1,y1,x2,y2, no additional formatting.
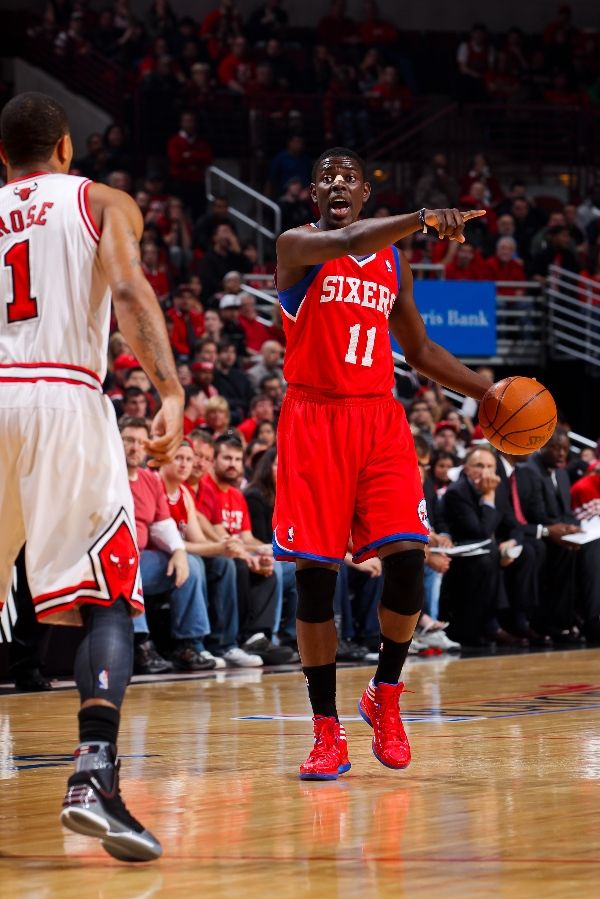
60,743,162,862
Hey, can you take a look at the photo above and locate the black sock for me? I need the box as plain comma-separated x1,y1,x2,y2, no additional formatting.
374,635,411,685
302,662,337,719
78,705,120,747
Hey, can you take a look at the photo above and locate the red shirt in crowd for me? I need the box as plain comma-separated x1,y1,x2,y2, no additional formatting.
129,468,171,551
445,255,487,280
239,314,272,353
183,414,206,435
163,482,195,537
167,131,213,185
482,256,526,295
187,477,222,526
202,475,251,535
571,473,600,520
166,307,206,357
143,265,170,299
237,417,258,442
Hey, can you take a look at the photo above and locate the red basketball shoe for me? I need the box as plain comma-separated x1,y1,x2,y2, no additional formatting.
299,716,351,781
358,679,411,770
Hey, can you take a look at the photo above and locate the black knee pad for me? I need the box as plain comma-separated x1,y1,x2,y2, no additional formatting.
74,598,134,708
296,567,338,623
380,549,425,617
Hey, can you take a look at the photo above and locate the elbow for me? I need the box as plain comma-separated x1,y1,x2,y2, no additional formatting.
111,280,139,305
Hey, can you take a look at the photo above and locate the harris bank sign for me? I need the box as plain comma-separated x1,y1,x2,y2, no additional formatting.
392,281,497,356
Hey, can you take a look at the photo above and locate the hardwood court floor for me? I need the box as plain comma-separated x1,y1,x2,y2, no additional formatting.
2,649,600,898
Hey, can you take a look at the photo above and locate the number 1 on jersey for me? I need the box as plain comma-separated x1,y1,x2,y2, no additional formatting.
4,240,38,324
344,324,376,367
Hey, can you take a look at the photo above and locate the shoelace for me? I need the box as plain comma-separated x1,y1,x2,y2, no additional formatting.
377,692,407,744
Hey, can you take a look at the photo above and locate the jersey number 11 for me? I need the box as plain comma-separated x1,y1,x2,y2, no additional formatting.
344,324,376,368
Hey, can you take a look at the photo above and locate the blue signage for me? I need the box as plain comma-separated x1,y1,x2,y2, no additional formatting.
391,281,497,356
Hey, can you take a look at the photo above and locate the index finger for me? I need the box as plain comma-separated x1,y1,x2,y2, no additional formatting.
462,209,487,221
144,431,181,465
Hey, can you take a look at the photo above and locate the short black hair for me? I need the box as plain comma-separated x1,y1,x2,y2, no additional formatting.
312,147,366,182
184,383,202,403
1,92,69,167
119,416,150,434
123,386,146,400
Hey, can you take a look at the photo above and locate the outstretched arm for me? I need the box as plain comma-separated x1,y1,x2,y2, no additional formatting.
91,184,184,462
389,250,490,401
276,208,485,268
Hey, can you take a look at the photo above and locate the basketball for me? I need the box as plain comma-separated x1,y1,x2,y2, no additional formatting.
479,376,557,454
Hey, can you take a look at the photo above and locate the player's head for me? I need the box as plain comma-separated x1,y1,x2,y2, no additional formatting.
311,147,370,229
0,92,72,173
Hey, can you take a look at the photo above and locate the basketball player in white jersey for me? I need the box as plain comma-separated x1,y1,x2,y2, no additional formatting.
0,92,184,861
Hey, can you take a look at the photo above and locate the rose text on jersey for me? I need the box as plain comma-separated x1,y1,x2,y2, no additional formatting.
0,202,54,237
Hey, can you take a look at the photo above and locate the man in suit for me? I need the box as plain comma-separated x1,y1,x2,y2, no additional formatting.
440,446,535,646
521,430,600,642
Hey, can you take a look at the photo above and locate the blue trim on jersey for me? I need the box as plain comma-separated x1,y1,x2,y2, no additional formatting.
277,263,323,319
391,245,402,294
352,532,429,562
272,534,344,565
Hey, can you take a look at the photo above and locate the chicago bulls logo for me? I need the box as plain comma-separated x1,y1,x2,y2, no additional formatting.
13,182,38,202
88,508,140,604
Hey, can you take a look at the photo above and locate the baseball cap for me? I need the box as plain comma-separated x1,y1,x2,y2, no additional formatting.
113,353,140,372
220,293,241,310
191,361,214,372
435,419,459,434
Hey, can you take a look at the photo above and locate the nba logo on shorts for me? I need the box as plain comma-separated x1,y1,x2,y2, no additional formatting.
287,526,294,543
98,669,109,690
417,499,430,531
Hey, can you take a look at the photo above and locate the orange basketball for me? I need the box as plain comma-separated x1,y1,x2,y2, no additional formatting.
479,376,557,455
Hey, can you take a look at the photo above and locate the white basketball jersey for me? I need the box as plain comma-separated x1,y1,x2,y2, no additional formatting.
0,172,110,382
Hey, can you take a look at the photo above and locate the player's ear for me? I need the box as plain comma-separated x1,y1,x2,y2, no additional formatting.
56,132,73,169
310,182,317,205
362,180,372,204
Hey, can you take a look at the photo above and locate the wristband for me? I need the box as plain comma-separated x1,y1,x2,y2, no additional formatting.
418,208,428,234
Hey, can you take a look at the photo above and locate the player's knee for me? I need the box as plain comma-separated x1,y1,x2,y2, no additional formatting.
296,567,338,623
380,549,425,617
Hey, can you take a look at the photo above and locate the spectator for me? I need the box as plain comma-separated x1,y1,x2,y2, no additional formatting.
444,243,486,280
146,0,177,39
268,135,312,198
571,459,600,520
239,292,273,353
198,224,251,299
530,225,580,283
429,450,456,497
278,176,313,232
183,384,207,434
260,373,284,413
247,4,289,44
317,0,358,47
103,124,132,175
358,0,397,46
191,359,218,405
408,398,435,446
202,436,293,662
519,430,600,643
244,447,297,647
459,365,494,431
165,283,204,359
432,420,461,464
74,132,106,181
54,11,92,58
140,242,170,302
242,240,276,288
139,55,182,153
106,170,131,194
194,336,219,367
461,154,504,206
192,194,238,252
164,197,194,279
511,197,546,263
440,446,534,646
563,203,588,254
456,23,495,100
414,153,459,211
177,362,193,386
261,38,297,90
247,339,285,390
567,447,597,485
184,61,213,110
213,338,254,424
576,184,600,233
219,294,248,358
218,35,255,88
369,65,412,122
483,237,526,293
160,438,263,667
203,308,225,343
201,0,244,61
166,111,213,218
203,395,232,439
121,418,214,672
530,211,572,258
238,394,276,443
121,386,149,420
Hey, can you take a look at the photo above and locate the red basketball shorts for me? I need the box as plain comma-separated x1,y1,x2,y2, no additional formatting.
273,387,429,564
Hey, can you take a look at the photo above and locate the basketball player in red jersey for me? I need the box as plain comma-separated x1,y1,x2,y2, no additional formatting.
273,147,490,779
0,93,183,859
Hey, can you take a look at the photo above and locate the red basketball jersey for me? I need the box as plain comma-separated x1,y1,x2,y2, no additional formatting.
277,232,401,398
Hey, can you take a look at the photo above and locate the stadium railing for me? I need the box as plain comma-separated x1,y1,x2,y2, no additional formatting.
547,265,600,371
205,166,281,265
